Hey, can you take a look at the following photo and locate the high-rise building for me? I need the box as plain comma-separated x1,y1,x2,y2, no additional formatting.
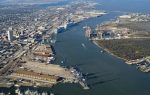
7,27,13,41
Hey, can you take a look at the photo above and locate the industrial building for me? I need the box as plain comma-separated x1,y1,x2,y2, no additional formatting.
32,44,54,63
11,70,61,84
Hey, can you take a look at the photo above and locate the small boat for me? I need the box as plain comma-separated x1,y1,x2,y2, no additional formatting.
61,61,64,64
81,43,86,48
50,93,55,95
82,78,86,81
14,84,20,87
49,57,55,61
100,50,104,53
83,26,88,29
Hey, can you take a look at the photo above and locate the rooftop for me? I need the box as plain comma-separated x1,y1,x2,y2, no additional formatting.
15,70,59,80
33,44,53,57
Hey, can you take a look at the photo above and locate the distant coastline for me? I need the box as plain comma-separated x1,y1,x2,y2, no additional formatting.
0,0,68,4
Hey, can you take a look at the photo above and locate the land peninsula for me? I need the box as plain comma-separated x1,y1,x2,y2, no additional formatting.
84,13,150,72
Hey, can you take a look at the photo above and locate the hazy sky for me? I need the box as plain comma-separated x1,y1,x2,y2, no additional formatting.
0,0,66,4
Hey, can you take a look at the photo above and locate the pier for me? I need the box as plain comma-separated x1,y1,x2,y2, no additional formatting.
79,81,90,90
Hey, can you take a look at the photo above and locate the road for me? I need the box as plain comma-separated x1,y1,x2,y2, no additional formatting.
0,45,29,76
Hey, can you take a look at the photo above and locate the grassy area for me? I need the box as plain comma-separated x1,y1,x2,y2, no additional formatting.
117,21,150,32
97,38,150,60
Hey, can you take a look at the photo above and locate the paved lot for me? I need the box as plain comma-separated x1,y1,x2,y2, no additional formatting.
23,61,75,80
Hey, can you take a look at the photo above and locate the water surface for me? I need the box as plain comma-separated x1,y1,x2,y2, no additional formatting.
1,0,150,95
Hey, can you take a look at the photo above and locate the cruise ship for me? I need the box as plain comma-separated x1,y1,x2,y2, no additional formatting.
57,25,66,33
57,21,78,33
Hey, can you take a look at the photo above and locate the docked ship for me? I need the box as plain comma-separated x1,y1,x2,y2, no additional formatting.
67,20,78,27
57,24,67,33
15,88,54,95
57,20,78,33
84,26,92,38
50,29,57,44
70,67,90,89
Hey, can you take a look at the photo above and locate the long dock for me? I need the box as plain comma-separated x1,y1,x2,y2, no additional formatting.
79,81,90,90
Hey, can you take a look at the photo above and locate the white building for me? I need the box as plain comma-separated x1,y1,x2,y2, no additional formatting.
7,30,13,41
119,15,131,19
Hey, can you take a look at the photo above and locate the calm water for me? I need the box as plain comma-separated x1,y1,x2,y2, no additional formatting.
1,0,150,95
95,0,150,13
52,1,150,95
51,13,150,95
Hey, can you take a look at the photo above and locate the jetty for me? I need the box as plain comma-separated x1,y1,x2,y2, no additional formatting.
79,81,90,90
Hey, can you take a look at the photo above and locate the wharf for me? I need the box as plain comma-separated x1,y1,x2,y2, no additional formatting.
79,81,90,90
0,82,13,88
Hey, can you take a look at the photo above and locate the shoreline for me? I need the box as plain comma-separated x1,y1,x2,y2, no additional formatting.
93,40,127,61
93,40,150,73
93,40,145,65
0,3,106,89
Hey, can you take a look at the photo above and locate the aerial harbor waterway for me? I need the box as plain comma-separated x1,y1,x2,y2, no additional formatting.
1,0,150,95
51,0,150,94
49,12,150,95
